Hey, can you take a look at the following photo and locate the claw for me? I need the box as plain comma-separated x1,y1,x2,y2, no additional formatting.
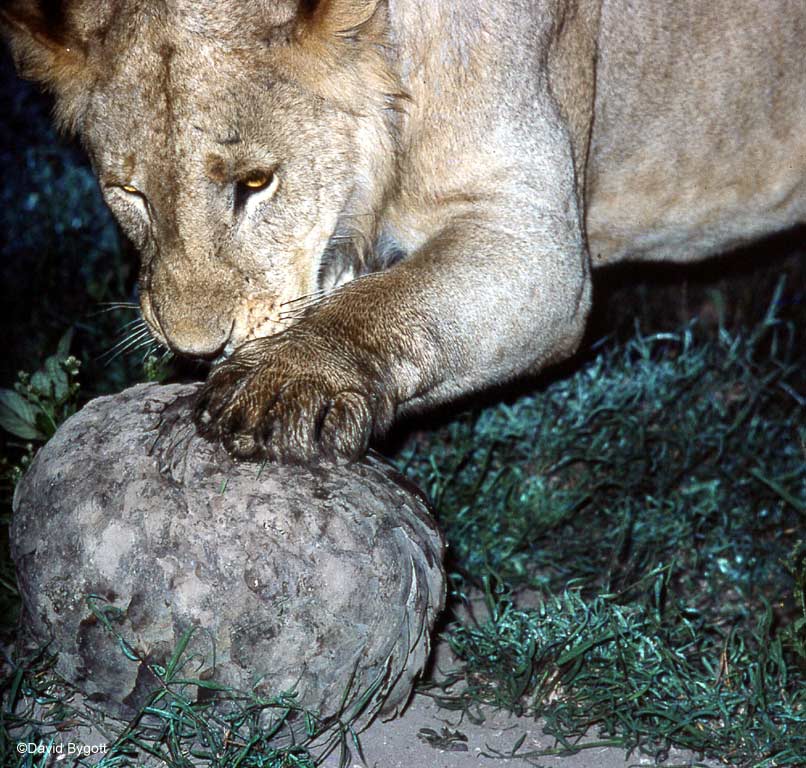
189,334,384,464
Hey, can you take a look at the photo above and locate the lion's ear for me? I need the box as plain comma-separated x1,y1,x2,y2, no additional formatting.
0,0,85,88
274,0,399,111
295,0,385,41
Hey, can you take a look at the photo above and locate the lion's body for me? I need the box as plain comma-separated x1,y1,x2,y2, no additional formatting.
3,0,804,461
589,0,806,265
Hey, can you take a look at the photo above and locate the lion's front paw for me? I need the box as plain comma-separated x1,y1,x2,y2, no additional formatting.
193,335,393,463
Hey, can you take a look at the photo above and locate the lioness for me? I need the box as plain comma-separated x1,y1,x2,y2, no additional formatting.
3,0,805,462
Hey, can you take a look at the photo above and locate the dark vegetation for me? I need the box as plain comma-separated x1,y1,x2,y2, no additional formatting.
1,50,804,766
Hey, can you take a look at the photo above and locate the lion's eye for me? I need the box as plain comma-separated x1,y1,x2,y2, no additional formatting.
112,183,147,203
108,183,149,217
241,171,272,190
235,169,278,213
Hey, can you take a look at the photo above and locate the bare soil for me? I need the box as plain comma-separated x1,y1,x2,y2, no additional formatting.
322,692,721,768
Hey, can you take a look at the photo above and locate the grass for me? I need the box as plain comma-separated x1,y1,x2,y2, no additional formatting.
401,285,804,597
1,622,378,768
399,280,806,766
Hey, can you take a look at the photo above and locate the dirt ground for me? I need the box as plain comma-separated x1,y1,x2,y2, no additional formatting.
320,637,721,768
321,693,721,768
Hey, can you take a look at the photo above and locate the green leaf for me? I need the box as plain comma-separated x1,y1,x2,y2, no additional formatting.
56,327,74,359
164,625,196,680
30,369,52,398
35,410,57,439
0,389,44,440
6,665,23,714
176,678,231,691
44,355,69,401
119,638,141,662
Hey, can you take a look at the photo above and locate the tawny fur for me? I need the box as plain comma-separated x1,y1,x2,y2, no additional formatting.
2,0,804,462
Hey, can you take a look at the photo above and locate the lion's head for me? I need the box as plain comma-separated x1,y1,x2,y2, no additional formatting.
2,0,401,358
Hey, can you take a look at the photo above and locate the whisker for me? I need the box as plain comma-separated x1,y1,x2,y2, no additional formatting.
279,297,325,315
277,287,334,323
106,334,152,360
105,342,152,365
91,301,141,317
116,317,148,333
278,251,382,325
105,326,151,351
278,297,334,321
278,310,307,322
101,328,152,362
141,343,174,367
130,337,159,355
280,288,328,307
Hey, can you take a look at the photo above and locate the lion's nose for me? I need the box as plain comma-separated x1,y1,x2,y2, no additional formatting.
146,290,234,359
146,264,237,359
151,301,233,359
160,318,232,359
